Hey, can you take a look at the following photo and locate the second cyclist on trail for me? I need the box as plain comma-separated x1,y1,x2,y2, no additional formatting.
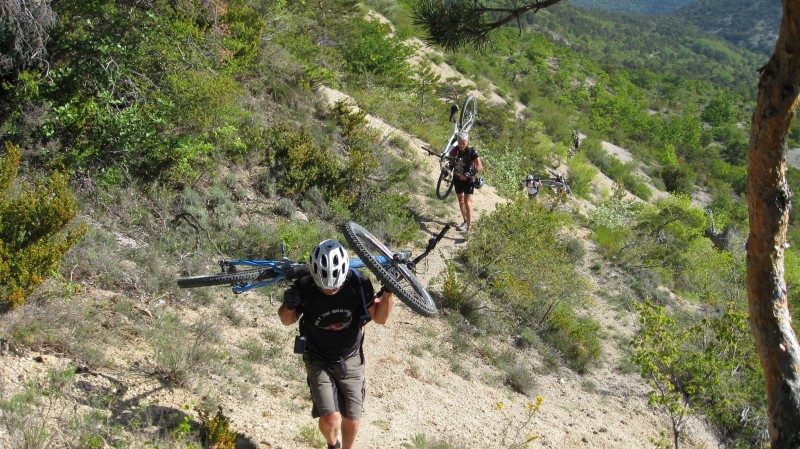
449,132,483,235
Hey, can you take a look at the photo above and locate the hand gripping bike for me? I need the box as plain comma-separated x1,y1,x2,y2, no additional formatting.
432,95,477,200
177,222,450,317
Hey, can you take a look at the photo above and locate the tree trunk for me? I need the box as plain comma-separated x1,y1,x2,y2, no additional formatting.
747,1,800,448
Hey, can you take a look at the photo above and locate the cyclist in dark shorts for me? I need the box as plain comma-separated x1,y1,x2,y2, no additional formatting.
523,174,543,200
448,132,483,235
278,239,393,449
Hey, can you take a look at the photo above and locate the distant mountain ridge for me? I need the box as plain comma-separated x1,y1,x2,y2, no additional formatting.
670,0,781,55
568,0,781,55
568,0,696,15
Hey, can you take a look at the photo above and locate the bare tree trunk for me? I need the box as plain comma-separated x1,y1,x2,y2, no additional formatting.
747,1,800,448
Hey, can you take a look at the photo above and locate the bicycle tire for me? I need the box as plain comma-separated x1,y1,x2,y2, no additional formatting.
459,96,477,133
343,222,437,317
436,168,454,200
177,267,276,288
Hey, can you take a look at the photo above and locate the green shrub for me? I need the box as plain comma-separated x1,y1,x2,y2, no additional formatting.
661,162,697,195
622,172,653,201
564,237,586,264
438,260,468,310
342,18,413,84
274,198,296,217
147,314,224,387
403,434,470,449
462,200,601,371
545,305,602,374
591,226,629,260
566,152,598,198
0,142,85,311
266,123,343,198
198,406,238,449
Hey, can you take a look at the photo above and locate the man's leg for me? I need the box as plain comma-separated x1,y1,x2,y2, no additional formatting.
341,417,360,449
319,412,340,447
464,194,473,228
456,193,467,223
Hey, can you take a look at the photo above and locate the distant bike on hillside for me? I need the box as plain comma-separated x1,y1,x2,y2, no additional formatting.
540,171,572,197
423,95,477,200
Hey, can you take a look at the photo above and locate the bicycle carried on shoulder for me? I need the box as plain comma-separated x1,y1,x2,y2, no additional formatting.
176,221,450,317
540,171,572,196
429,95,477,200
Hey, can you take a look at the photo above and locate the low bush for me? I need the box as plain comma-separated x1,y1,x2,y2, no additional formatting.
146,314,225,387
461,200,601,372
0,142,84,311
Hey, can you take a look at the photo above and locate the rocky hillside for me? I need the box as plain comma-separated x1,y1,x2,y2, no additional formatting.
0,105,722,449
0,22,732,447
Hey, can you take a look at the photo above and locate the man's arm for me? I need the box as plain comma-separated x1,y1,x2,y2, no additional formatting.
278,304,300,325
278,286,303,325
368,290,393,325
473,156,483,172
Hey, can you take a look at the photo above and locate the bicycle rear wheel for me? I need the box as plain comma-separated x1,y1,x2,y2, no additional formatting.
459,96,477,133
177,267,276,288
343,222,437,317
436,167,454,200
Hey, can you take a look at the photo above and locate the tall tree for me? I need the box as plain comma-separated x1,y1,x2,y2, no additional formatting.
412,1,800,448
746,1,800,446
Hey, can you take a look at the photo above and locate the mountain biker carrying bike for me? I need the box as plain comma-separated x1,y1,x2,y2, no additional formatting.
449,132,483,234
278,239,393,449
522,173,543,200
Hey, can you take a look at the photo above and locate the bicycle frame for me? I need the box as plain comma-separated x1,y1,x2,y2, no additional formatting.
217,223,448,294
219,256,393,294
179,222,450,316
438,104,466,165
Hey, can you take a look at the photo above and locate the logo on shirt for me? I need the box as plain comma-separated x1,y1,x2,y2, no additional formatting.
314,308,354,331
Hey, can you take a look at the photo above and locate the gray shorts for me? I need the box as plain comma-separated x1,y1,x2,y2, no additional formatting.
303,353,366,420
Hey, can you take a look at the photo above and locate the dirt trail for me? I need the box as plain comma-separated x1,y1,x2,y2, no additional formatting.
0,25,725,449
311,85,722,449
0,88,723,449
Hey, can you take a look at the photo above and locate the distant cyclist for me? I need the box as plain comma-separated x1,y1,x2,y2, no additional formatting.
522,174,543,200
278,239,393,449
449,132,483,234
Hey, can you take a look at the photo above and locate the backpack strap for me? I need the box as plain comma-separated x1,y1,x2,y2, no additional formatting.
349,268,372,323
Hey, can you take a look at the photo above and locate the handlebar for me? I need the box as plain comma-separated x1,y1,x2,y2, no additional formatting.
412,225,451,266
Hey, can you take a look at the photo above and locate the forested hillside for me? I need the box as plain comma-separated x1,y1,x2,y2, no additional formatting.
670,0,781,55
569,0,694,15
1,0,798,448
569,0,781,56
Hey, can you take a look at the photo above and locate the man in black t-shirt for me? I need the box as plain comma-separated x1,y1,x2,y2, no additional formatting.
278,239,393,449
448,132,483,235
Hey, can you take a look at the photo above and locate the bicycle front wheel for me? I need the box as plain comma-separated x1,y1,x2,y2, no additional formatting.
459,96,477,133
343,222,437,317
436,167,454,200
177,267,276,288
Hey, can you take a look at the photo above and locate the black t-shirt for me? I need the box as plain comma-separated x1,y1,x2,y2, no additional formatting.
449,146,479,177
293,269,375,360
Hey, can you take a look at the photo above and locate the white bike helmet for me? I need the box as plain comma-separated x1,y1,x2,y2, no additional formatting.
525,174,534,181
457,132,469,142
309,239,350,290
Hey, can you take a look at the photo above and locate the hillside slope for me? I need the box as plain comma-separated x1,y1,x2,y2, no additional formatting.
670,0,781,55
0,7,742,449
0,82,722,449
569,0,694,15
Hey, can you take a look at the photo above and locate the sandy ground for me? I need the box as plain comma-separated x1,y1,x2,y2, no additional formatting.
0,81,724,449
0,15,728,449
